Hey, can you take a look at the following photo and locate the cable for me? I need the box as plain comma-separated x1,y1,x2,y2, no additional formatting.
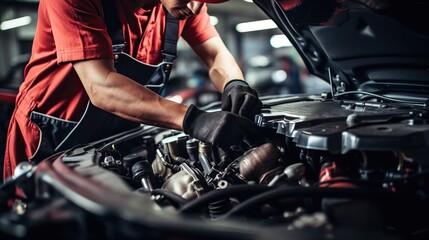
0,178,16,192
151,189,187,208
221,186,421,220
179,185,272,214
334,91,427,105
0,178,21,206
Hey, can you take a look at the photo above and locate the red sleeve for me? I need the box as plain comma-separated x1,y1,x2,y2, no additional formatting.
181,4,220,47
46,0,113,63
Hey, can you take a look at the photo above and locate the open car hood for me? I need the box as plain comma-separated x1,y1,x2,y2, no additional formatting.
253,0,429,99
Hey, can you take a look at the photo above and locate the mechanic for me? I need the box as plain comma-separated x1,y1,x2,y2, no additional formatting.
3,0,264,181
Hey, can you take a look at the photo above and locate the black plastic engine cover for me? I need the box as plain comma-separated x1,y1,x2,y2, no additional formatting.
255,98,429,154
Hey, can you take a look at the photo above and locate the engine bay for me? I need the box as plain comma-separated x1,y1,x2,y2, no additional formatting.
4,94,426,239
114,95,429,234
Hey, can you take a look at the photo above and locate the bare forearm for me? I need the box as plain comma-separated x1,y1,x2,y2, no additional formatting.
193,37,244,92
95,71,188,129
208,51,244,92
74,59,187,130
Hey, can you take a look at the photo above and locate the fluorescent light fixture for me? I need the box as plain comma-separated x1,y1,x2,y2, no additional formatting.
243,0,253,2
271,70,287,83
270,34,293,48
167,95,183,104
1,16,32,31
210,16,218,26
236,19,277,33
248,56,270,67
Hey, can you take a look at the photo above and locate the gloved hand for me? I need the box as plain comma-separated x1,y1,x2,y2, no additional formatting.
182,104,264,150
221,79,263,120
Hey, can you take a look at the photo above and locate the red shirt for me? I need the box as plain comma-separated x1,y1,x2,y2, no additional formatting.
21,0,218,121
4,0,218,180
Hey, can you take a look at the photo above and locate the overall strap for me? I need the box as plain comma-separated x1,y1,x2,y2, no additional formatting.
100,0,124,45
162,11,179,63
100,0,179,62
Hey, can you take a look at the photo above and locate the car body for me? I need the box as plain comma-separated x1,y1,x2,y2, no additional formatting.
1,0,429,239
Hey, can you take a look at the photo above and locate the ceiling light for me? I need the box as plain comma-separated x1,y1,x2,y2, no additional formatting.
1,16,32,31
166,95,183,104
210,16,218,26
271,70,287,83
270,34,292,48
236,19,277,33
248,56,270,67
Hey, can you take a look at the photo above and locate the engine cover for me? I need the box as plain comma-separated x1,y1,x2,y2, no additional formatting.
256,96,429,155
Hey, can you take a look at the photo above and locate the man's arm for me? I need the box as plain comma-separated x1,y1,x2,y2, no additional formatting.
191,36,245,92
192,36,263,119
73,58,264,150
72,59,188,130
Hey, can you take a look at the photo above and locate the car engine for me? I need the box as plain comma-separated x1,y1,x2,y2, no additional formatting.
102,94,429,237
2,93,427,239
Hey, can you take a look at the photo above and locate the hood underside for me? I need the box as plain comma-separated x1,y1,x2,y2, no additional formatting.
253,0,429,98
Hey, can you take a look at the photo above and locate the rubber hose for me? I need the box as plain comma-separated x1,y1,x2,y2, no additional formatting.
221,186,421,220
151,189,188,208
179,185,272,214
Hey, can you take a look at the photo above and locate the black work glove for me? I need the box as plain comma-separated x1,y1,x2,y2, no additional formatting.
183,104,265,150
221,80,263,120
